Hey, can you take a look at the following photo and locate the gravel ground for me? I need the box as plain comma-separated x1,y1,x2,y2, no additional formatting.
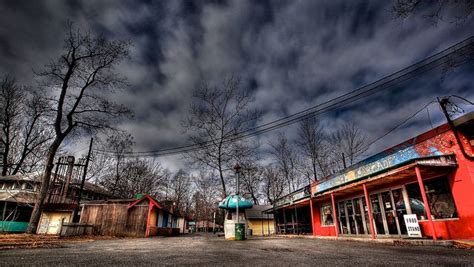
0,234,473,266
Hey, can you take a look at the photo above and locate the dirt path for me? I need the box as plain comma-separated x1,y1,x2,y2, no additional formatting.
1,234,473,266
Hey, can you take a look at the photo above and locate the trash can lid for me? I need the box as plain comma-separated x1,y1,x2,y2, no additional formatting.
218,195,253,210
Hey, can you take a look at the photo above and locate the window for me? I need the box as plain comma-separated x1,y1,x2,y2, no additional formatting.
406,176,457,220
320,203,334,226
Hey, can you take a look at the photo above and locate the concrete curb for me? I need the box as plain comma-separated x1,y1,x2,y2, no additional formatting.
267,234,457,247
453,240,474,249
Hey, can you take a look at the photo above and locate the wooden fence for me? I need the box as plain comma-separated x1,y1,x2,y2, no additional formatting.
79,203,147,237
60,221,94,237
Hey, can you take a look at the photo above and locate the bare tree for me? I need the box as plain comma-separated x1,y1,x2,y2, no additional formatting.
240,161,263,205
392,0,474,25
262,165,286,205
168,169,192,216
10,90,52,175
0,76,23,175
193,171,221,229
269,133,299,194
297,118,331,182
26,23,131,233
183,77,259,197
0,76,50,175
106,132,134,195
331,122,367,169
117,158,167,199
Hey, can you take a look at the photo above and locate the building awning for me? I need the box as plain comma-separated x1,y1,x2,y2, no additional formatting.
313,155,457,200
0,191,36,204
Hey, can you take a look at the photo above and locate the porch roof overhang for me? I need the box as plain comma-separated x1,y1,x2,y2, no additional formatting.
263,197,311,213
313,154,457,200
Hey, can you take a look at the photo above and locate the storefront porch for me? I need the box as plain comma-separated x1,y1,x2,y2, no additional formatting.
311,155,458,240
267,185,313,235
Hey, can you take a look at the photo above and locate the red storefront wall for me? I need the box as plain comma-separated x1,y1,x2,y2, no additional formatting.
309,123,474,240
419,146,474,240
311,200,337,237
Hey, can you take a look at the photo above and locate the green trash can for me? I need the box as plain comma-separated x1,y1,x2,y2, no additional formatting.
235,223,245,240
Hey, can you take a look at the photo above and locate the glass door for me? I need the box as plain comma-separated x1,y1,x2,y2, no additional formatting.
370,189,409,236
353,198,366,235
362,198,372,235
370,194,385,235
337,202,349,234
381,191,399,235
346,200,356,235
392,188,408,235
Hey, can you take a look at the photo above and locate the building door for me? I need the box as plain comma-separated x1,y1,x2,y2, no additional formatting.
370,194,386,235
362,198,372,235
381,191,399,235
337,198,370,236
345,200,356,235
337,202,349,234
392,188,408,235
353,198,367,235
370,189,408,236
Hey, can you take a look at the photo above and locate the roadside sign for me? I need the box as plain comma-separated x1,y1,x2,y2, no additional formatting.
403,214,422,238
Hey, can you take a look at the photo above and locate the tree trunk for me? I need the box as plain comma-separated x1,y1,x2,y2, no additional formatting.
218,163,226,197
312,159,317,182
26,140,60,233
1,141,8,176
217,143,226,197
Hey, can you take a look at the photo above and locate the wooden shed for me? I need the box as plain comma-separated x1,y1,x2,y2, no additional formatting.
80,194,181,237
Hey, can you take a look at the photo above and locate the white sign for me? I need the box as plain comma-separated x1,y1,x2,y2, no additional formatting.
403,214,422,238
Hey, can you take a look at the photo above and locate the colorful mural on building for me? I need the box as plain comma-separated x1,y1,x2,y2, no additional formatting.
312,129,457,195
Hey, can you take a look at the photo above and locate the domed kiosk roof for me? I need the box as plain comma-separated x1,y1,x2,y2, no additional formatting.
218,195,253,210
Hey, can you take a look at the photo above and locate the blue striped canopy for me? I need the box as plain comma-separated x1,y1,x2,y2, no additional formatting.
218,195,253,210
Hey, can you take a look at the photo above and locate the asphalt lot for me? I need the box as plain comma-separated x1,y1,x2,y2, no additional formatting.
1,234,473,266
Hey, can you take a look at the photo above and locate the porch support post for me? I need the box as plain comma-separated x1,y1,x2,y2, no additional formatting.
145,203,153,238
294,205,298,235
309,198,315,236
415,166,437,240
330,193,339,237
363,184,376,239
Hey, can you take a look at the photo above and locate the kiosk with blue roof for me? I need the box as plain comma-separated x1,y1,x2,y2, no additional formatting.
218,164,253,240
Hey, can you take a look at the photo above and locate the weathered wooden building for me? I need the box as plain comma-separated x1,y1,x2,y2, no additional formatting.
0,167,111,234
80,194,186,237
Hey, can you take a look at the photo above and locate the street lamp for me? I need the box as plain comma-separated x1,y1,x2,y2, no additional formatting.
234,163,241,224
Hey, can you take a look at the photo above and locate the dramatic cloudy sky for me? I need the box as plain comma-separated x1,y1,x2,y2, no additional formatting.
1,0,473,171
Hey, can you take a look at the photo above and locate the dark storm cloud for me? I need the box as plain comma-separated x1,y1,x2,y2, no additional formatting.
1,0,473,170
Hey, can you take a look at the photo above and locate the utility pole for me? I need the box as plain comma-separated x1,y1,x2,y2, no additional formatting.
73,138,93,222
438,97,474,160
342,153,347,169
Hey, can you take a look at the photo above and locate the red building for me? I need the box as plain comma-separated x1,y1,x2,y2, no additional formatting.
273,112,474,240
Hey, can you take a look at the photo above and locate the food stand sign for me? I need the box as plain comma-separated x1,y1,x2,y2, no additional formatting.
403,214,422,238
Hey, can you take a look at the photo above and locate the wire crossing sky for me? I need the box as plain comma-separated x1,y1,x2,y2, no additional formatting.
1,1,473,171
93,36,474,157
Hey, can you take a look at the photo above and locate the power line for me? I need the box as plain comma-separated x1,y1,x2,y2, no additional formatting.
94,36,474,157
359,100,437,155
